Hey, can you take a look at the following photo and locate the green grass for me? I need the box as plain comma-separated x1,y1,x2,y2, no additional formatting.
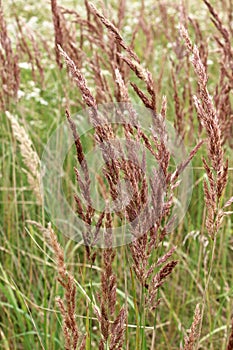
1,0,233,349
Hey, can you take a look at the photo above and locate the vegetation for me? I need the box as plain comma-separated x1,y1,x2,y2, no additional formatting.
0,0,233,349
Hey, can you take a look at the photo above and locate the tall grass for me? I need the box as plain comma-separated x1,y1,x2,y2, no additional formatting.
0,0,233,349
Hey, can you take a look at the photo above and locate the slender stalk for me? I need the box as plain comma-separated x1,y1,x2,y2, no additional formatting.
196,234,217,349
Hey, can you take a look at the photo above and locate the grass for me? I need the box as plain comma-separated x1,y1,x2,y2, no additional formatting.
0,0,233,349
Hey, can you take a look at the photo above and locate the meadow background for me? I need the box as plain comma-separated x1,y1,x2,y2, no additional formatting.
0,0,233,349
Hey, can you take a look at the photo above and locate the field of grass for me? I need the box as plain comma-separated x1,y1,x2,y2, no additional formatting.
0,0,233,349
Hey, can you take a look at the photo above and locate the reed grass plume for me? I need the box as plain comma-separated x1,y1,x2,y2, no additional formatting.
184,304,201,350
94,212,127,349
59,5,203,316
30,221,86,350
179,24,230,239
6,111,42,205
1,0,233,348
0,0,20,108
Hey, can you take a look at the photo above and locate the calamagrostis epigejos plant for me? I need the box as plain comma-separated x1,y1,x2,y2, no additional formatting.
58,2,203,319
30,221,86,350
48,223,86,350
14,15,47,87
6,111,42,205
51,0,63,69
65,78,127,350
203,0,233,146
51,0,83,71
183,304,201,350
179,24,231,239
180,22,233,346
0,0,20,109
88,3,203,309
57,47,127,347
95,212,127,350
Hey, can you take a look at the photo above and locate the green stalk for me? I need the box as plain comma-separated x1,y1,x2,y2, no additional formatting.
195,233,217,349
140,285,146,350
